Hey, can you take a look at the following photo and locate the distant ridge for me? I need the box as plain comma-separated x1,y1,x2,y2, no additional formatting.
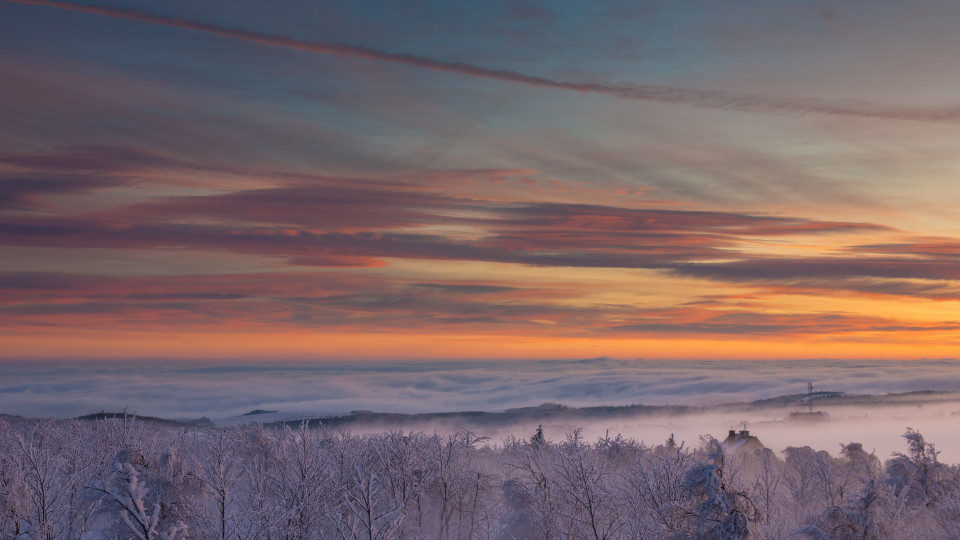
744,391,844,408
242,409,278,416
282,391,960,430
285,403,692,429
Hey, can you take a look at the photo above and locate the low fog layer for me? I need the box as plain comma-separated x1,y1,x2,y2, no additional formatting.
4,357,960,461
4,357,959,417
473,400,960,465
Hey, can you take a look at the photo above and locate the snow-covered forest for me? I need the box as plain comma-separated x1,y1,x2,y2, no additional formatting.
2,417,958,539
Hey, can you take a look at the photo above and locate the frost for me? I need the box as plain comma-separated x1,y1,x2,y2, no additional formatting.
2,419,960,539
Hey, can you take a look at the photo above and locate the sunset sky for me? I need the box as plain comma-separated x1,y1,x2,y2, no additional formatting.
4,0,960,362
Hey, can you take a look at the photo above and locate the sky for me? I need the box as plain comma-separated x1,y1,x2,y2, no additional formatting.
3,0,960,362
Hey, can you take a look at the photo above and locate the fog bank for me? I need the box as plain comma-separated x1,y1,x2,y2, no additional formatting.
4,357,960,460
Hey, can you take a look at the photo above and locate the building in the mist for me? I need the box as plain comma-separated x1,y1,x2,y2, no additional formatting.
722,428,765,453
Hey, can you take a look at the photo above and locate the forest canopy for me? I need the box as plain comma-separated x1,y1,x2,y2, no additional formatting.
1,417,957,539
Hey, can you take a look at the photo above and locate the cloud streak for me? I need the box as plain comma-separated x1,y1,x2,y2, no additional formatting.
0,195,888,272
1,269,955,341
2,151,959,343
8,0,960,122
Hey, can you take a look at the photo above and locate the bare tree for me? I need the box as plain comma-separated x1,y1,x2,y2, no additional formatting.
185,428,243,540
553,429,622,540
12,419,77,540
623,435,689,538
506,436,563,540
272,422,330,540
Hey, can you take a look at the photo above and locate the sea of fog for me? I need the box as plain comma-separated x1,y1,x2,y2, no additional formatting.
3,357,960,461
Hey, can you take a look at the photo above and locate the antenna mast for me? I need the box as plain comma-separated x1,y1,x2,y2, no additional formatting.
808,381,814,414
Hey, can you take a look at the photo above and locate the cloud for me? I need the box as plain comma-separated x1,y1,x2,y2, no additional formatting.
8,0,960,122
0,147,156,208
2,267,955,341
608,311,960,336
0,151,955,340
0,174,128,208
412,283,521,295
498,203,888,236
729,278,960,302
0,145,186,173
668,257,960,282
0,270,600,331
127,182,462,231
854,240,960,259
1,163,958,342
0,218,834,271
0,175,894,272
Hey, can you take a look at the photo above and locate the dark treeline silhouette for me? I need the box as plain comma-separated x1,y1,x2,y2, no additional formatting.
1,417,957,539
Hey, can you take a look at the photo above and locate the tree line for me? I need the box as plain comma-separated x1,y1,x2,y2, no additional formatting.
1,416,957,539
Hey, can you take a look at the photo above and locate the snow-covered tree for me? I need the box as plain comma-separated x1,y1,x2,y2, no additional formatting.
553,429,623,539
4,415,960,539
622,435,689,538
92,462,187,540
680,436,752,539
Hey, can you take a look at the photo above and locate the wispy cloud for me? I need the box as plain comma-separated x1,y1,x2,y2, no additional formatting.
668,257,960,282
3,146,959,344
0,191,895,273
0,145,186,172
0,173,129,209
8,0,960,122
1,268,956,343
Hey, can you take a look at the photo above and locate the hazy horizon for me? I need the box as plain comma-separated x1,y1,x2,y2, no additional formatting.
4,356,959,415
7,357,960,463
